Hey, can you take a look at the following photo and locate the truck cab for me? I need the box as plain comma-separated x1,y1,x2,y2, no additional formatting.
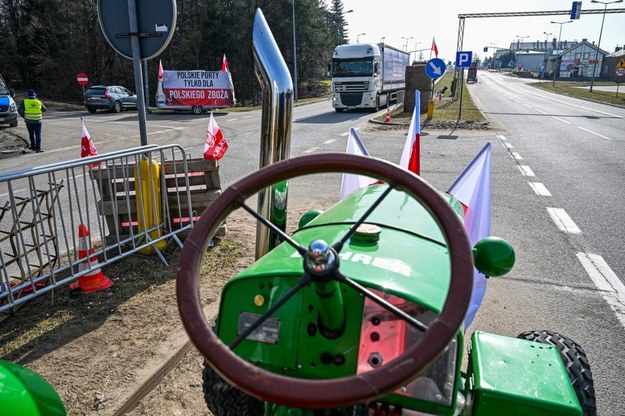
330,43,409,113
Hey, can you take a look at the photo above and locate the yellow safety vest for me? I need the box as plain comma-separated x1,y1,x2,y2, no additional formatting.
24,98,43,121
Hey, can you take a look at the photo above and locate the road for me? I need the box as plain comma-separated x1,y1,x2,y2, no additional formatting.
2,83,625,414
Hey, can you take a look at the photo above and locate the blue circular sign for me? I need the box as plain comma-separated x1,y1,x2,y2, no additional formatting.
425,58,446,79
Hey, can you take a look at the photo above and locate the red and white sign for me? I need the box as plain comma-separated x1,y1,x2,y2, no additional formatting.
616,67,625,78
77,73,89,86
161,70,235,108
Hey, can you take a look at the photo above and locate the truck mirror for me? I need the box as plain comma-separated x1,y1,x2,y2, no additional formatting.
374,62,379,75
327,64,331,77
473,236,515,277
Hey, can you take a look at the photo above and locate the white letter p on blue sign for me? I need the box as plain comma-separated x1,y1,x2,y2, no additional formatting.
456,51,473,68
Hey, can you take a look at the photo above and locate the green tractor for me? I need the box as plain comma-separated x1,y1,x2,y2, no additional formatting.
175,9,595,416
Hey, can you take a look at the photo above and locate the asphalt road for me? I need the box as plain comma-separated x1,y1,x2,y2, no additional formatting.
2,85,625,414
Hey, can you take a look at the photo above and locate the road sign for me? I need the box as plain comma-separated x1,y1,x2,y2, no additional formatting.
616,68,625,78
425,58,446,79
98,0,176,60
76,73,89,86
571,1,582,20
456,51,473,68
617,59,625,68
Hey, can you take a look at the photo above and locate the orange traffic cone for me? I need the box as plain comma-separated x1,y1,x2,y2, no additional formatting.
69,224,113,293
385,108,391,123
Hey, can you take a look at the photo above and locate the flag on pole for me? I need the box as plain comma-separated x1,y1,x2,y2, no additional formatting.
221,54,229,72
399,90,421,175
156,60,165,107
204,112,228,161
446,142,492,328
80,119,99,167
340,128,375,199
431,37,439,58
158,60,164,81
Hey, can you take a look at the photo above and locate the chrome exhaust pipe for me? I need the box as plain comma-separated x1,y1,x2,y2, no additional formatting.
252,8,294,259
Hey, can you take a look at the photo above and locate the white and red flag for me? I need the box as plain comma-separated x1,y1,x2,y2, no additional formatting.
399,90,421,175
431,37,439,58
221,54,229,72
80,119,99,167
447,142,492,328
158,60,164,81
203,112,228,161
340,128,376,199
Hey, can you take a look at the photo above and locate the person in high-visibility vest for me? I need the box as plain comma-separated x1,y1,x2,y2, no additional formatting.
18,89,47,152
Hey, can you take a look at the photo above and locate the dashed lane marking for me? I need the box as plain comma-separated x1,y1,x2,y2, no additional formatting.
529,182,552,196
547,207,581,234
578,126,612,141
518,165,535,177
577,253,625,329
512,152,523,160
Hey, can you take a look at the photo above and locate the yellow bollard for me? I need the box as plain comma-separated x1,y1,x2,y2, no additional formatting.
427,99,435,120
135,157,167,254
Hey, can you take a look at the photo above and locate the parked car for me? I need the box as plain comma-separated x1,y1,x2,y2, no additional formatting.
84,85,137,113
0,82,18,127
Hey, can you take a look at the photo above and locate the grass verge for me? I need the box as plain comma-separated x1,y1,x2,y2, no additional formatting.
529,80,625,107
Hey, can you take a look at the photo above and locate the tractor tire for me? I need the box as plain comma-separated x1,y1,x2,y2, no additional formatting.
202,361,264,416
517,330,596,416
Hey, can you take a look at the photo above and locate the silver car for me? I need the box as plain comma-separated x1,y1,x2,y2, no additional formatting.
84,85,137,113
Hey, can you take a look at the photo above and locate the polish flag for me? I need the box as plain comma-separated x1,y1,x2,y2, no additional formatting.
221,54,229,72
340,128,376,199
204,112,228,161
399,90,421,175
432,37,439,58
158,60,164,81
80,119,99,167
447,142,492,328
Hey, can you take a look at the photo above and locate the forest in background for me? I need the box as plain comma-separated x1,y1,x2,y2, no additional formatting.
0,0,350,105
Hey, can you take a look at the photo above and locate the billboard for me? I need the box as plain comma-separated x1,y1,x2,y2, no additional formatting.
158,70,235,108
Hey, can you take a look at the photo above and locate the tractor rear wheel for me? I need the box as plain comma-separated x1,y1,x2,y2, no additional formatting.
517,330,596,416
202,361,264,416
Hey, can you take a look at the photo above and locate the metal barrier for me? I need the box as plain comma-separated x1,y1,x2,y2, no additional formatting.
0,144,221,313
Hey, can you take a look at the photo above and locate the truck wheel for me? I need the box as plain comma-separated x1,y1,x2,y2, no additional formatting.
373,97,380,112
202,361,264,416
517,330,596,416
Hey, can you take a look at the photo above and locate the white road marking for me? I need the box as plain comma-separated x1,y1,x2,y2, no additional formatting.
302,147,319,154
518,165,535,177
497,134,507,141
576,253,625,329
323,139,337,144
535,108,548,114
340,132,349,137
504,142,514,149
529,182,552,196
228,118,238,122
547,207,581,234
511,152,523,160
552,116,571,124
578,126,612,141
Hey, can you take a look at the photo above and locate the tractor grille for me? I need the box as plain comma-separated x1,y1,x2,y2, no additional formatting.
340,93,363,106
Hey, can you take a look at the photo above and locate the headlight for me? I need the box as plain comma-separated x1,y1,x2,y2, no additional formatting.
9,102,16,111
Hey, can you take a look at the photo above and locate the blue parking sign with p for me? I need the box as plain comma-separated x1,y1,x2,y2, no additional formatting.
456,51,473,68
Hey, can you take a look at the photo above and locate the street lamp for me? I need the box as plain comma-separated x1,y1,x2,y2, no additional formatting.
589,0,623,92
340,9,353,45
380,36,385,44
356,33,365,43
401,36,413,51
550,20,573,87
515,35,529,51
292,0,298,101
543,31,553,51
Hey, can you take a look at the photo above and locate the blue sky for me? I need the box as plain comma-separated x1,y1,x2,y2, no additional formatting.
339,0,625,62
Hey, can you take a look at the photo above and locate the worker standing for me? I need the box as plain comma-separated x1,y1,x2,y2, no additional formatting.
18,89,47,153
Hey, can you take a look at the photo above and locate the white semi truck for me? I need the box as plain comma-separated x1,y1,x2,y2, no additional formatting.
330,43,410,112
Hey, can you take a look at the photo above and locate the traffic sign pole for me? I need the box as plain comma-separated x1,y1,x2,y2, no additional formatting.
128,0,149,146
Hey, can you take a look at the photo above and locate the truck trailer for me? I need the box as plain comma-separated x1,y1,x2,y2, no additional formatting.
330,43,410,112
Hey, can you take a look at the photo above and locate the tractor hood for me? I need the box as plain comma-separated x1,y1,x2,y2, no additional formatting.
235,185,466,312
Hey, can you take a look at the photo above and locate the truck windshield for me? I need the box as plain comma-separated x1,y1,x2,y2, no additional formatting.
332,58,373,77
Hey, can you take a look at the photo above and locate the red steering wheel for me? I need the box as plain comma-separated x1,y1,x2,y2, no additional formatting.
177,153,473,409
